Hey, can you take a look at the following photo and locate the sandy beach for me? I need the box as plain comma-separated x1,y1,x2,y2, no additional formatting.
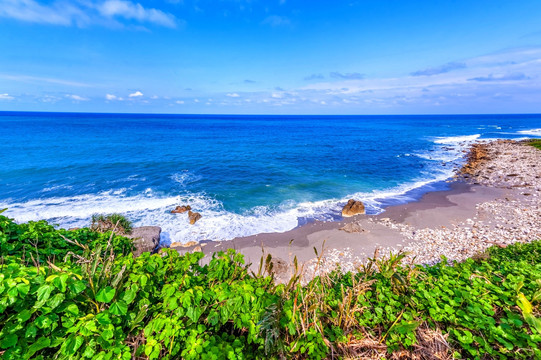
172,140,541,282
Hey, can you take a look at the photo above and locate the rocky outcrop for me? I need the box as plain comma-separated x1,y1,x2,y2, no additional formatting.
188,211,202,225
461,143,489,176
171,205,191,214
128,226,161,256
341,199,365,217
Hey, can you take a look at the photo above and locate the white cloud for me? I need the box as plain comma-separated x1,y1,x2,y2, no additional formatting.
175,100,184,104
150,95,159,99
0,93,14,100
0,0,177,28
129,91,143,97
65,94,89,101
106,94,117,100
0,0,86,26
226,93,240,97
98,0,176,28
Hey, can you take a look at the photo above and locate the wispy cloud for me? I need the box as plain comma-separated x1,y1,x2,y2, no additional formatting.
304,73,324,81
215,46,541,112
0,73,91,87
468,72,531,82
244,79,257,84
262,15,290,27
105,93,124,100
129,90,143,97
0,0,87,26
98,0,176,28
0,0,177,28
226,93,240,97
65,94,89,101
329,72,364,80
411,62,467,76
0,93,14,100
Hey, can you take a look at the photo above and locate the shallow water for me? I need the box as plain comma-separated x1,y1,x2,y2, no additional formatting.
1,112,540,244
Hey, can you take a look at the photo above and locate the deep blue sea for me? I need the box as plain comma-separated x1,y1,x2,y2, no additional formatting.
1,112,540,244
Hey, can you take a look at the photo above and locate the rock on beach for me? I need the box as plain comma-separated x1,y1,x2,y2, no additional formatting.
128,226,162,256
341,199,365,217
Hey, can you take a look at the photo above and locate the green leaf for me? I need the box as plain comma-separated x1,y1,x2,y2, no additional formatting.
24,336,51,359
47,293,65,310
64,335,84,355
0,334,18,349
36,284,54,302
122,288,137,305
65,303,79,316
68,281,86,295
102,329,114,340
17,282,30,297
35,315,53,329
17,309,33,322
109,300,128,315
96,287,116,303
25,325,37,339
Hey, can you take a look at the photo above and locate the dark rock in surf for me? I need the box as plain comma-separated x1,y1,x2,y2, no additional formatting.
171,205,191,214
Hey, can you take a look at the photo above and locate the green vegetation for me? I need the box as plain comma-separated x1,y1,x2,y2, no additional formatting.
1,212,540,359
91,213,133,235
528,139,541,150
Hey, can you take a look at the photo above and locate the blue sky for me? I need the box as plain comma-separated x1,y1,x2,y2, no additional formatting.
1,0,541,114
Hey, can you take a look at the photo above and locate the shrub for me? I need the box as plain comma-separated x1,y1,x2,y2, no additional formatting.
90,214,133,235
0,215,540,359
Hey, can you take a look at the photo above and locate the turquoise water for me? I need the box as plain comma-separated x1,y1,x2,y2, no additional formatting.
1,112,540,244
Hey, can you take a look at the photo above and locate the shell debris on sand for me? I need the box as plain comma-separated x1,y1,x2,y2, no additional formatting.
301,140,541,277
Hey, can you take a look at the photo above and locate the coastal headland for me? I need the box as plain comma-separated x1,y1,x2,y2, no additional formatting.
172,140,541,281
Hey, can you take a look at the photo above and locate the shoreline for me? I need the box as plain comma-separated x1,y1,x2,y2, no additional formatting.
172,140,541,281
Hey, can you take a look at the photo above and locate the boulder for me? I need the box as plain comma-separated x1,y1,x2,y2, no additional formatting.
128,226,161,256
339,222,365,233
171,205,191,214
188,211,202,225
341,199,365,217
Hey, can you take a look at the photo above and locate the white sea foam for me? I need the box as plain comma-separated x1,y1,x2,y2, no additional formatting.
171,171,202,187
517,128,541,137
413,150,461,162
41,185,74,192
0,167,456,245
433,134,481,144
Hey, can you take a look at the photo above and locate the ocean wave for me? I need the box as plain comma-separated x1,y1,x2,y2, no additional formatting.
517,128,541,136
41,185,74,192
433,134,481,144
412,150,461,162
0,163,458,245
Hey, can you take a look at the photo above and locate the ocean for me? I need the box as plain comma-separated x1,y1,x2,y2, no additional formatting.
1,112,540,245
